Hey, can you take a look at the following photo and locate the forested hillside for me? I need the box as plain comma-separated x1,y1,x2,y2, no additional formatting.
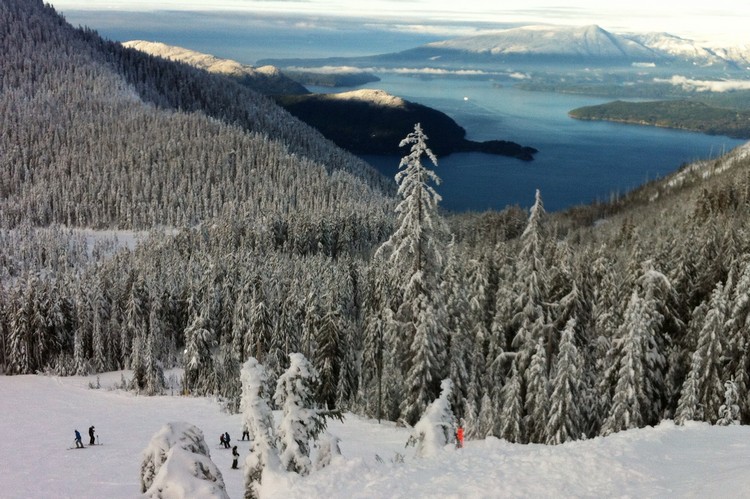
3,0,750,455
0,0,392,230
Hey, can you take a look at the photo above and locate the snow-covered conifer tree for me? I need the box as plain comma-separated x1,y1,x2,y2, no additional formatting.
499,360,523,443
183,313,216,396
717,379,740,425
375,123,447,425
475,393,494,439
274,353,326,475
546,319,582,444
725,260,750,421
676,281,728,424
524,338,549,443
601,291,646,435
239,358,280,499
407,378,455,457
314,292,342,409
511,190,548,358
246,277,273,363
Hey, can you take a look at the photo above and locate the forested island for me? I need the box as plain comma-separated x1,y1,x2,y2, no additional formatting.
569,100,750,139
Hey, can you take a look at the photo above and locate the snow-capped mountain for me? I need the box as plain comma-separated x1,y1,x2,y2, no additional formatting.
428,25,659,60
419,24,750,67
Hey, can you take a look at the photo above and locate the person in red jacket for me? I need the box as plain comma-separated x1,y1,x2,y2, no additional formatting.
456,423,465,449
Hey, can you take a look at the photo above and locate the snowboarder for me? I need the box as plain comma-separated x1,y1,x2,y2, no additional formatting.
223,431,231,449
241,424,250,441
88,426,96,446
231,446,239,469
74,429,83,448
219,434,226,447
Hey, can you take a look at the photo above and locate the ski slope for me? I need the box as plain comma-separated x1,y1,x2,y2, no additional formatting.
1,372,749,498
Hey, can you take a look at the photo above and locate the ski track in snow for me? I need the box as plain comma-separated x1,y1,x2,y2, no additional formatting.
1,373,750,498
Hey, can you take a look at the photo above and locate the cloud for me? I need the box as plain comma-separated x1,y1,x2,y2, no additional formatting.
655,75,750,92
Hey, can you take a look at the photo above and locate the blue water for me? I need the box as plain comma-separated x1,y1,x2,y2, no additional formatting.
342,75,744,212
62,9,746,212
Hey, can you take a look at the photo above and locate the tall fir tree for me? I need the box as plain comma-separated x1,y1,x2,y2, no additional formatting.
546,318,582,444
375,123,447,425
499,360,524,443
675,281,728,424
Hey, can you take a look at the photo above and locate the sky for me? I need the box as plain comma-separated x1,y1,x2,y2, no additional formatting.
49,0,750,46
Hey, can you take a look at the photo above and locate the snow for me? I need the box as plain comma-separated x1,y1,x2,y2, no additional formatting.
2,372,750,498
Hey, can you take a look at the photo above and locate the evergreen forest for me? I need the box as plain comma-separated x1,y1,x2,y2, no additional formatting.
4,0,750,446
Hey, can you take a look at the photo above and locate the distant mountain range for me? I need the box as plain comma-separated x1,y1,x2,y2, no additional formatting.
259,24,750,69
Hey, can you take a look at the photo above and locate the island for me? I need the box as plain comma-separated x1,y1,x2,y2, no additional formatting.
569,100,750,139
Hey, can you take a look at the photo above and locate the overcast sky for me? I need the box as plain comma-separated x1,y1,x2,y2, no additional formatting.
49,0,750,46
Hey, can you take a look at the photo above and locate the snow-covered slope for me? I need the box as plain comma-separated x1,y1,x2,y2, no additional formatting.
122,40,307,94
628,32,728,66
2,373,750,498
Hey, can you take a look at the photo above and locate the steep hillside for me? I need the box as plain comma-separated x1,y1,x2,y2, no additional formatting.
0,0,392,229
121,40,308,95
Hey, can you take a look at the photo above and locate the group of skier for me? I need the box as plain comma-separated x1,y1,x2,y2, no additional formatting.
73,426,97,448
219,431,241,469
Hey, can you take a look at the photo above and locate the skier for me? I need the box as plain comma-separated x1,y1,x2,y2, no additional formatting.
223,431,231,449
88,426,96,445
219,434,226,447
241,424,250,441
74,429,83,448
231,446,239,469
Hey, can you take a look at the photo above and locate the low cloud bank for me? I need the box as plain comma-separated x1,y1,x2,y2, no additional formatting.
656,75,750,92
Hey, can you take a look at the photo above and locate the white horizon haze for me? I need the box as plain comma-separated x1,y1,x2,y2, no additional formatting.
49,0,750,47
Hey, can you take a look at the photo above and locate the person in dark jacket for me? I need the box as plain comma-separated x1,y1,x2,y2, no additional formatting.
74,429,83,448
223,432,231,449
231,446,239,469
88,426,96,445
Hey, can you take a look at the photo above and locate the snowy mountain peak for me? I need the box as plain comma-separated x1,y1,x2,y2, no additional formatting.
427,24,657,59
422,24,750,67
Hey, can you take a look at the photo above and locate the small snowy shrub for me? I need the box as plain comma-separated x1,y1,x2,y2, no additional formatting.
407,378,455,458
141,447,229,499
139,422,215,493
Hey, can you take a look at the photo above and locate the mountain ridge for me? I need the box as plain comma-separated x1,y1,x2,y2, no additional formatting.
259,24,750,69
122,40,308,95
